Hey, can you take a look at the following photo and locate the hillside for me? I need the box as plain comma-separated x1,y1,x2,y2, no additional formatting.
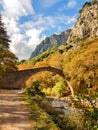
18,37,98,97
17,1,98,130
30,29,71,59
18,1,98,97
30,1,98,60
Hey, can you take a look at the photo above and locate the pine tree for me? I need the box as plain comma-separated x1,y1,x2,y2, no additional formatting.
0,14,18,75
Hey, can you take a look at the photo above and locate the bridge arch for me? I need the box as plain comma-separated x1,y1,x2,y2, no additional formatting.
0,67,74,96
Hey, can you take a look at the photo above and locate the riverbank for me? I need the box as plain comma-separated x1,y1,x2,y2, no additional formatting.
23,90,85,130
24,88,98,130
23,92,60,130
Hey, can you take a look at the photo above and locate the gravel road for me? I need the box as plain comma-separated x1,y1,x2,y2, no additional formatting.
0,90,32,130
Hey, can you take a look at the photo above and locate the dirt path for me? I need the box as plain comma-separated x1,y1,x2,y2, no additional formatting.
0,90,32,130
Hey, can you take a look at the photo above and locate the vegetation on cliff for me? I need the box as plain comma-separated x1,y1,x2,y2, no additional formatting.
18,37,98,98
18,1,98,98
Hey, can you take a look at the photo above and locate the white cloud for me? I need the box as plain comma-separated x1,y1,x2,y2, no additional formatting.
9,27,44,60
67,0,77,8
2,12,76,60
10,34,24,53
1,0,39,60
0,0,76,60
26,28,45,48
3,17,20,34
3,0,34,18
22,14,76,31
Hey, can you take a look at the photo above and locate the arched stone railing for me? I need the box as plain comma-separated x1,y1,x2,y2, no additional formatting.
0,67,74,96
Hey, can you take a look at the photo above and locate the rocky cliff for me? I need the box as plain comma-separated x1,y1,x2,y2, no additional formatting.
67,1,98,43
30,1,98,59
30,29,71,59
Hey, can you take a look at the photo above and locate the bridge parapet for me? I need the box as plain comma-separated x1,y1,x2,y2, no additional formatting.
0,67,64,89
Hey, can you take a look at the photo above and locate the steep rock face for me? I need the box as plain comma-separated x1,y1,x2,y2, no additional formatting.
30,29,71,59
67,2,98,43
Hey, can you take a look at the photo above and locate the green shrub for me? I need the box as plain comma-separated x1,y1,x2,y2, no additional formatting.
52,81,66,98
42,88,52,96
25,81,45,97
66,44,73,50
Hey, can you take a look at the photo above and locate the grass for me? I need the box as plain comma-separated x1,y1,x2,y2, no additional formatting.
23,87,98,130
23,92,59,130
23,89,78,130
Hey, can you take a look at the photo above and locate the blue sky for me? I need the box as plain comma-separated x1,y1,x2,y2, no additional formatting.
0,0,91,60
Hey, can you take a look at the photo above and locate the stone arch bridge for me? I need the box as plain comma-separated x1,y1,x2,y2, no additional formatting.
0,67,74,96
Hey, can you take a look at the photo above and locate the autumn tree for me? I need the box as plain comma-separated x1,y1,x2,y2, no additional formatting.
63,38,98,96
0,14,18,75
48,53,64,70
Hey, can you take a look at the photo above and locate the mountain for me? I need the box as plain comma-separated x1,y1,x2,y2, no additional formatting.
18,1,98,99
30,2,98,59
67,1,98,43
30,29,71,59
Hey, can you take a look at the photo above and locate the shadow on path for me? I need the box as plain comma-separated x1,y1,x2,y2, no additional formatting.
0,90,32,130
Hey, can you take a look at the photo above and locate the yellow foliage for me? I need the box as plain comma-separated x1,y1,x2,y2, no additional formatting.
18,37,98,97
34,61,49,68
63,38,98,95
48,53,64,70
18,63,34,70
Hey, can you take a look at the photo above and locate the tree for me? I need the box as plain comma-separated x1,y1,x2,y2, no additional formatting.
63,38,98,96
52,81,66,97
0,14,18,75
48,53,64,70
